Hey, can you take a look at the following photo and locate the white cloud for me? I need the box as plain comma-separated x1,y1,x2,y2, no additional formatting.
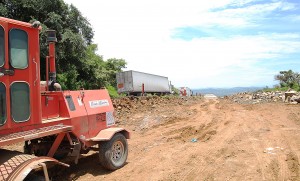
200,1,297,28
64,0,300,88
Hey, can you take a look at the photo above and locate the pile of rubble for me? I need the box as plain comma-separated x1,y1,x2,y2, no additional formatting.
227,90,300,104
112,96,200,119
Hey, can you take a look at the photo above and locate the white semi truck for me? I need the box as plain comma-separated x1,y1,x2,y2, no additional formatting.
116,70,171,96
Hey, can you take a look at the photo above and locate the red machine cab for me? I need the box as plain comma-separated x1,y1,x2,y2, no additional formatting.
0,17,41,132
0,17,129,180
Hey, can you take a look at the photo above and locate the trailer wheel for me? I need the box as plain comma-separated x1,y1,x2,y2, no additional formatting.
98,133,128,170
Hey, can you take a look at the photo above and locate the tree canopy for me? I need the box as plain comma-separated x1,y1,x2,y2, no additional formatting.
274,70,300,90
0,0,126,90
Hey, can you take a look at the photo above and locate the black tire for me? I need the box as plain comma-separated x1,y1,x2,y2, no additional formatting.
98,133,128,170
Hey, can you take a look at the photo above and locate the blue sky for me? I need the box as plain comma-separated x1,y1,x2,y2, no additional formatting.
64,0,300,88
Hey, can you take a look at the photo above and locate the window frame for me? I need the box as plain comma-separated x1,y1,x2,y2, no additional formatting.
9,28,29,69
10,81,31,122
0,25,4,67
0,82,7,126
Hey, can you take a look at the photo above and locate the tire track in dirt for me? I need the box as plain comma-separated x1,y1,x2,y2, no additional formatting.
239,104,300,181
257,116,288,181
268,120,299,180
110,100,300,181
258,104,300,181
156,99,219,180
184,105,255,180
117,99,205,181
180,100,298,181
239,112,267,181
277,122,300,180
240,110,285,181
178,99,240,180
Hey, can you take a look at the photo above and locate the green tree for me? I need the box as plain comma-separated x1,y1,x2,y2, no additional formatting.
274,70,300,90
1,0,127,90
104,58,127,86
80,44,106,89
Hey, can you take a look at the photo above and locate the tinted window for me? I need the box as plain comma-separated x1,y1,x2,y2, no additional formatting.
0,83,6,125
0,26,4,67
11,82,30,122
66,95,76,111
9,29,28,69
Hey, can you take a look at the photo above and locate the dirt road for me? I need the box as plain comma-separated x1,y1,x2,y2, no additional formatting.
57,96,300,181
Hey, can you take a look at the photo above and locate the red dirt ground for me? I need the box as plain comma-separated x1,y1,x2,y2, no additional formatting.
3,96,300,181
63,96,300,181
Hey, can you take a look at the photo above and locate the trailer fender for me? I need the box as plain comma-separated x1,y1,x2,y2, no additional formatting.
89,127,130,142
0,149,69,181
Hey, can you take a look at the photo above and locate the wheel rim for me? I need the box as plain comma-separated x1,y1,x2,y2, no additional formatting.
111,140,125,165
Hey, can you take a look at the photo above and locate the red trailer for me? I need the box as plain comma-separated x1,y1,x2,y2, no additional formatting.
0,17,130,180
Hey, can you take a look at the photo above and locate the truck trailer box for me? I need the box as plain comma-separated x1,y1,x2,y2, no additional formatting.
116,70,171,95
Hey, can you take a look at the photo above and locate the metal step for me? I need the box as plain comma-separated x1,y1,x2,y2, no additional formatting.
0,124,72,147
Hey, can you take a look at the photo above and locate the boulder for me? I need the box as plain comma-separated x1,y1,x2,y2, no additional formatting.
285,90,297,102
291,95,300,103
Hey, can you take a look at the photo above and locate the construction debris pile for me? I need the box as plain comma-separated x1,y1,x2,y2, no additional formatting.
112,96,200,123
227,90,300,104
112,96,197,113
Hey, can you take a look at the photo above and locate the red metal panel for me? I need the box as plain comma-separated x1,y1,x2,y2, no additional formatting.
60,90,115,140
81,89,115,138
49,92,71,118
41,95,60,119
82,89,114,115
87,113,107,138
62,91,90,140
